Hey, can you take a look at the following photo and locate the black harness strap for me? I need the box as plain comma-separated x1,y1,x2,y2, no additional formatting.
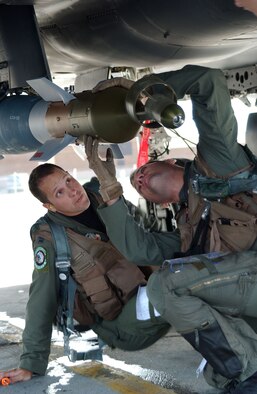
44,216,103,362
179,161,192,203
189,200,211,255
44,217,76,355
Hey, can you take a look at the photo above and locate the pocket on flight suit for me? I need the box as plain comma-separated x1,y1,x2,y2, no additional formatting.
146,269,168,316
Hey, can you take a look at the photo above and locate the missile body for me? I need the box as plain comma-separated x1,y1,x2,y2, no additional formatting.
45,88,140,143
0,87,140,157
0,76,185,160
0,95,42,154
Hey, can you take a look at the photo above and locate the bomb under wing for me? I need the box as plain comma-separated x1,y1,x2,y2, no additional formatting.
0,78,141,161
0,76,185,161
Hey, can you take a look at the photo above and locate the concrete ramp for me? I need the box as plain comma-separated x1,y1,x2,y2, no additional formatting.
0,285,220,394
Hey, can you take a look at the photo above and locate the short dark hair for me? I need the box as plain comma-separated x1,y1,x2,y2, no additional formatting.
29,163,64,203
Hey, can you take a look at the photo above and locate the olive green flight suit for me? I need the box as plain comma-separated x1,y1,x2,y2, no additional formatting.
19,191,169,375
147,251,257,389
96,65,257,390
98,65,254,265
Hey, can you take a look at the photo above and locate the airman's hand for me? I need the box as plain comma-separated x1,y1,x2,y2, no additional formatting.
92,77,134,93
0,368,32,384
84,136,123,203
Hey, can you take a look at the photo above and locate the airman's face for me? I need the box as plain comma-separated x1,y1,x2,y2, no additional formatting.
131,161,175,203
40,168,90,216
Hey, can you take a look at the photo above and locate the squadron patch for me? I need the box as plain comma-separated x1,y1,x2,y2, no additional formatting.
34,246,48,271
85,233,101,240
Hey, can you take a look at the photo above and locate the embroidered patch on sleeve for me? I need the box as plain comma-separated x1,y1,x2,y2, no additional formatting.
34,246,48,271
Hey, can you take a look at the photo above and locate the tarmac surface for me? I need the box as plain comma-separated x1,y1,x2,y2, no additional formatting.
0,284,222,394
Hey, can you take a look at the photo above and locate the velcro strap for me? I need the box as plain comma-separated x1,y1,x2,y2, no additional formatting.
99,182,123,202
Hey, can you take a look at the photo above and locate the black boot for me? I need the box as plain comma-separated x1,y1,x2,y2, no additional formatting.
182,321,242,379
225,371,257,393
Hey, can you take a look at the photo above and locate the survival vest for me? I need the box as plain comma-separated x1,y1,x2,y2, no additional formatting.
66,226,147,320
32,216,147,324
176,147,257,255
32,216,147,360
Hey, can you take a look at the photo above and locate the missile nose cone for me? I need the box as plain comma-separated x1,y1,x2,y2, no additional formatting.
161,104,185,128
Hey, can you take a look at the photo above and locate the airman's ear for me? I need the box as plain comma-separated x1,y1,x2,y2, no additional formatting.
43,202,57,212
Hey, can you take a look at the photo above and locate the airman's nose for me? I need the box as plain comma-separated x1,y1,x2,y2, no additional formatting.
68,187,77,197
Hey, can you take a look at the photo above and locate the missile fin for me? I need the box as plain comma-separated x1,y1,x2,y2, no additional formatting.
72,143,124,161
30,135,76,162
94,143,124,159
27,77,76,104
72,144,86,161
107,144,124,159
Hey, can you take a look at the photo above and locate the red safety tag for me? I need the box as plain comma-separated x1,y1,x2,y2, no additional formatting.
137,124,150,168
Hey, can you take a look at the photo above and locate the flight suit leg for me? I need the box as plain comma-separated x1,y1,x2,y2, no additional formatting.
146,255,257,384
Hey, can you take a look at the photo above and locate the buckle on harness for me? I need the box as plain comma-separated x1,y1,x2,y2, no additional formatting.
201,200,211,220
56,260,71,281
55,260,71,269
69,347,103,362
191,175,200,194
